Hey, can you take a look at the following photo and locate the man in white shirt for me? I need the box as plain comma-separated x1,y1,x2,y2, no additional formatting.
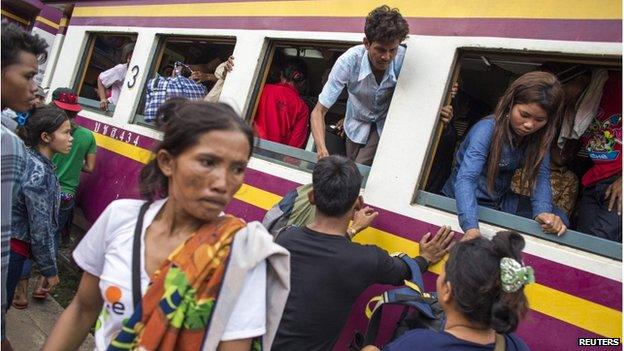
311,6,453,166
97,43,134,111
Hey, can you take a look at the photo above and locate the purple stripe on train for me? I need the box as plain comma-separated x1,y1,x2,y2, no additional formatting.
75,115,159,151
69,16,622,43
33,20,58,35
76,0,304,6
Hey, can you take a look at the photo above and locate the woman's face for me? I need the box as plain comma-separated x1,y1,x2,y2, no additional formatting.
47,119,73,154
509,103,548,137
163,129,250,222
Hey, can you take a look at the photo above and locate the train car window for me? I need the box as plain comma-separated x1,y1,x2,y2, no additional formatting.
132,35,236,127
73,33,138,117
246,39,372,185
415,49,622,259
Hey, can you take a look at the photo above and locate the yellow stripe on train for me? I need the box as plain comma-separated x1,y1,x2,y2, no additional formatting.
93,130,622,338
73,0,621,20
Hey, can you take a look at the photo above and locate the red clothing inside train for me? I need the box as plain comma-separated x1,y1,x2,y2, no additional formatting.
253,82,310,148
581,72,622,187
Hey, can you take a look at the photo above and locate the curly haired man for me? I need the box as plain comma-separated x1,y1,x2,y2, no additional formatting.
310,5,453,166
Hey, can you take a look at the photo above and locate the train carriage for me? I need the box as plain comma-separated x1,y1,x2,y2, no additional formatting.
37,0,622,350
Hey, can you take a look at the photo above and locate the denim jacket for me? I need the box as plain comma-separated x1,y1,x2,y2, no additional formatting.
442,117,552,231
11,148,60,277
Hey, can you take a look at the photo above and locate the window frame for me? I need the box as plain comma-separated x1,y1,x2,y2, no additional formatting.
245,38,373,185
414,47,622,261
131,34,238,128
72,31,138,117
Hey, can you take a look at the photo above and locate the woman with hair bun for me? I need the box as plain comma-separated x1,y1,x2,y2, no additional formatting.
364,231,532,351
44,99,290,351
253,58,310,148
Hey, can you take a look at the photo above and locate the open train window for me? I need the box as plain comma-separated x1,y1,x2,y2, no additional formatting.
73,33,137,116
415,48,622,260
246,39,373,185
132,35,236,127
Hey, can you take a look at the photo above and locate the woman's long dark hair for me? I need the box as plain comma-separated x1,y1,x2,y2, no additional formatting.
487,71,564,193
139,98,254,201
17,105,68,148
445,231,529,333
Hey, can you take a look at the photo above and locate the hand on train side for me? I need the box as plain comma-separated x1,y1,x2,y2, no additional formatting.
419,226,455,264
351,206,379,234
535,213,567,236
99,99,109,111
439,81,458,124
605,176,622,216
224,56,235,72
316,146,329,159
440,105,454,124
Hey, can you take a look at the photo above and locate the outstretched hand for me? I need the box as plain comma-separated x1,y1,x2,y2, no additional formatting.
352,206,379,234
419,226,455,264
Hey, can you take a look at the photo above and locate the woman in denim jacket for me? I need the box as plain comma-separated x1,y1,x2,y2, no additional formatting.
6,105,73,308
443,71,568,240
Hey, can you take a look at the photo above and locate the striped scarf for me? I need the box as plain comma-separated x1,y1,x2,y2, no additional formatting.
108,215,245,351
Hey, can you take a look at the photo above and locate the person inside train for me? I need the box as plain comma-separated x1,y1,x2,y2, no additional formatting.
6,105,73,313
272,155,455,350
442,71,568,240
511,139,579,220
310,5,454,166
97,42,134,111
1,21,49,351
575,71,621,241
43,99,290,351
362,231,531,351
12,87,97,308
253,58,310,148
143,61,207,123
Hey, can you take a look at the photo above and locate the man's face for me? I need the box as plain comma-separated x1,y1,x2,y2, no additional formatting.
364,38,401,72
1,51,38,112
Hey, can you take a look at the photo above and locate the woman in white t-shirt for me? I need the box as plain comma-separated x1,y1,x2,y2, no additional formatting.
43,99,290,351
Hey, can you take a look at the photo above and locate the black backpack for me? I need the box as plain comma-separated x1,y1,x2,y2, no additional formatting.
349,254,445,350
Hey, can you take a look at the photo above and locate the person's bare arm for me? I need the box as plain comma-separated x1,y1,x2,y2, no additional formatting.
43,272,104,351
217,339,253,351
96,78,109,111
82,153,96,173
311,102,330,158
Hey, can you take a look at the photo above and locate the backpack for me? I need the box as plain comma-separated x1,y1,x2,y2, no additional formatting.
349,254,445,350
350,255,508,351
262,183,315,236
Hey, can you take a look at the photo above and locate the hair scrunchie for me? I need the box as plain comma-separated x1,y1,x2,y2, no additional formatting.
500,257,534,293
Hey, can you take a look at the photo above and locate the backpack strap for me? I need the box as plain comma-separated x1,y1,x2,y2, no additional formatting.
132,201,151,308
274,224,293,241
362,254,436,345
494,333,506,351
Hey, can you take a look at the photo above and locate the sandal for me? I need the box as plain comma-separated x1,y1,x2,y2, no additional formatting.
32,276,48,300
11,301,28,309
32,289,48,300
